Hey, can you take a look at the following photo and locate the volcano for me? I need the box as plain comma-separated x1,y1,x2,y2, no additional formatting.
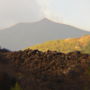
0,19,90,50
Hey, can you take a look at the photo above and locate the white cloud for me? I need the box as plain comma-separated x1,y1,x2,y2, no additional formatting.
37,0,90,31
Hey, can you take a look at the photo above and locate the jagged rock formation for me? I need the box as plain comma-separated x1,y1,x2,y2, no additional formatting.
0,49,90,90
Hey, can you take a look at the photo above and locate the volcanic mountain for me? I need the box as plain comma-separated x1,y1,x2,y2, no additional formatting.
28,35,90,54
0,19,90,50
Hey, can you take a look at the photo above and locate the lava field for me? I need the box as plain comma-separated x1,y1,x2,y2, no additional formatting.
0,49,90,90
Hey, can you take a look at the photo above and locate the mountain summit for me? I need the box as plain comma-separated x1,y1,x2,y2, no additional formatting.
0,19,90,50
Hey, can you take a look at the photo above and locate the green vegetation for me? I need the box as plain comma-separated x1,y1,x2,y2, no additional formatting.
11,83,22,90
27,35,90,54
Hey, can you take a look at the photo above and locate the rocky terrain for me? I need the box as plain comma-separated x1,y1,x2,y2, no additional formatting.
0,49,90,90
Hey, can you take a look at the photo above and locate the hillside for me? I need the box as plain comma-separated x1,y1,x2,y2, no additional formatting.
28,35,90,54
0,19,90,50
1,49,90,90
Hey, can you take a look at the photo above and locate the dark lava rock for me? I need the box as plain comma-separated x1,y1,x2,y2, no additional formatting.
0,72,16,90
0,49,90,90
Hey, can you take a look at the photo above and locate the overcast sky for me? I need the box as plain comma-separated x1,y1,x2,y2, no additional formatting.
0,0,44,28
0,0,90,31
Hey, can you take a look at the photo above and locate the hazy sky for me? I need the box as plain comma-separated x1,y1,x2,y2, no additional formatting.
0,0,44,28
0,0,90,31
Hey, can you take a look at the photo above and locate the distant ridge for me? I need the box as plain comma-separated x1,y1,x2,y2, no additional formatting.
27,35,90,54
0,19,90,50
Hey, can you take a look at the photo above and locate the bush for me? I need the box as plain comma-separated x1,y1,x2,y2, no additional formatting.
11,83,22,90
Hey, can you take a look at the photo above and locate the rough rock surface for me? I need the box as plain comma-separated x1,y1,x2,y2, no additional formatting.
0,49,90,90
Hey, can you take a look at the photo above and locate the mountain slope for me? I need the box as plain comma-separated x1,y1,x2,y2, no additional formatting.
0,19,90,50
28,35,90,54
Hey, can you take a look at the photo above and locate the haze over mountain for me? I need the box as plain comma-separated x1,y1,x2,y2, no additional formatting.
0,19,90,50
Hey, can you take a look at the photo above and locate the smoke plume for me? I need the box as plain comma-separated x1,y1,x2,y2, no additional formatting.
0,0,90,31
